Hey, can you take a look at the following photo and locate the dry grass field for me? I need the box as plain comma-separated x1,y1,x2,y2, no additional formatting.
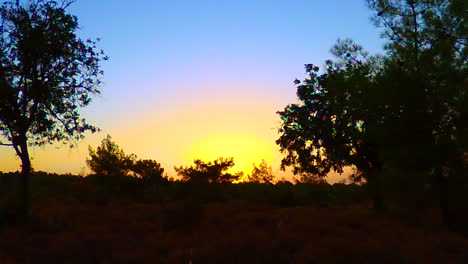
0,194,467,264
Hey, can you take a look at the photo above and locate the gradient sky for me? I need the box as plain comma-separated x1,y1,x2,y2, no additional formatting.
0,0,384,182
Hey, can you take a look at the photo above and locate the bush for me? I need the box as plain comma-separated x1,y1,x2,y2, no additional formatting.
175,157,241,184
245,160,274,184
86,135,165,200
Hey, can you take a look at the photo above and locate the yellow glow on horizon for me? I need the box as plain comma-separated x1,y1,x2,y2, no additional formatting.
186,132,273,175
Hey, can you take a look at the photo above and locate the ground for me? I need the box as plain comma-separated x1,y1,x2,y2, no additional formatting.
0,197,467,263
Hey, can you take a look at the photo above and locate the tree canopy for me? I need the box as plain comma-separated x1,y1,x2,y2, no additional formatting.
276,39,387,208
0,0,106,214
277,0,467,213
87,135,164,181
368,0,467,168
276,39,384,178
246,159,274,184
0,0,106,147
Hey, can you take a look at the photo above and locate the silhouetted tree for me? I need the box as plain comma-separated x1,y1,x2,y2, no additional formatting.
277,39,387,210
132,159,164,181
0,0,106,215
87,135,135,178
175,157,241,183
87,135,164,180
278,0,467,214
246,159,274,184
367,0,467,223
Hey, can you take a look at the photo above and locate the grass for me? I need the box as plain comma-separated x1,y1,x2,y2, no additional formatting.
0,172,467,263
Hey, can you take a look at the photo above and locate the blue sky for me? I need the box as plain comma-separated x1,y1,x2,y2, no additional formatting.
1,0,384,181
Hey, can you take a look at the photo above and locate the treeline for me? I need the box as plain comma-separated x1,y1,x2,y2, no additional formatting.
0,170,366,209
0,136,368,214
86,135,275,184
82,135,365,207
1,133,459,214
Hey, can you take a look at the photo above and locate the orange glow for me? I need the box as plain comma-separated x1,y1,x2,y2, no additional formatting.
186,132,273,175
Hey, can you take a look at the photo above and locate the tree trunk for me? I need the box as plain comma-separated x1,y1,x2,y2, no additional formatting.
371,172,385,212
367,163,385,212
14,135,31,216
436,168,450,226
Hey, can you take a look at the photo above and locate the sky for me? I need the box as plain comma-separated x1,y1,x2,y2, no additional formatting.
0,0,384,182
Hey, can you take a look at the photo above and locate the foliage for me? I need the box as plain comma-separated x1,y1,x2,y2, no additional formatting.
0,171,369,208
367,0,467,169
0,0,106,214
87,135,134,177
277,39,385,179
132,159,164,180
0,0,106,146
276,39,387,209
245,159,274,184
294,173,327,185
277,0,467,213
87,135,164,180
174,157,242,183
366,0,467,221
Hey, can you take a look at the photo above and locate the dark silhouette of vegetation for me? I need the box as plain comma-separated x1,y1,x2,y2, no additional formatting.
0,171,467,263
175,157,242,184
245,159,274,184
277,39,387,210
294,173,327,185
87,135,164,180
132,159,165,181
277,0,467,221
367,0,467,225
0,0,106,215
86,135,168,202
87,135,135,178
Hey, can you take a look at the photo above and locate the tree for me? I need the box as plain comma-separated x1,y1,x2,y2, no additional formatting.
87,135,135,178
367,0,467,223
131,159,165,182
278,0,467,215
175,157,241,184
87,135,164,180
0,0,106,214
246,159,274,184
276,39,388,210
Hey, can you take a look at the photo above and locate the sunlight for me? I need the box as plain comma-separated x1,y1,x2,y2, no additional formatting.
186,132,274,175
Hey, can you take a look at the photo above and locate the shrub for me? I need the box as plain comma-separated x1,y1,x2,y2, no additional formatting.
175,157,241,184
87,135,164,179
245,160,274,184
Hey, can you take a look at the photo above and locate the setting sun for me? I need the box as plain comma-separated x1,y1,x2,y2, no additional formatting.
186,132,274,175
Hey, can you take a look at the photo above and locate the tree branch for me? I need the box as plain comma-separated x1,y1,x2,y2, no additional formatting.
410,1,420,65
